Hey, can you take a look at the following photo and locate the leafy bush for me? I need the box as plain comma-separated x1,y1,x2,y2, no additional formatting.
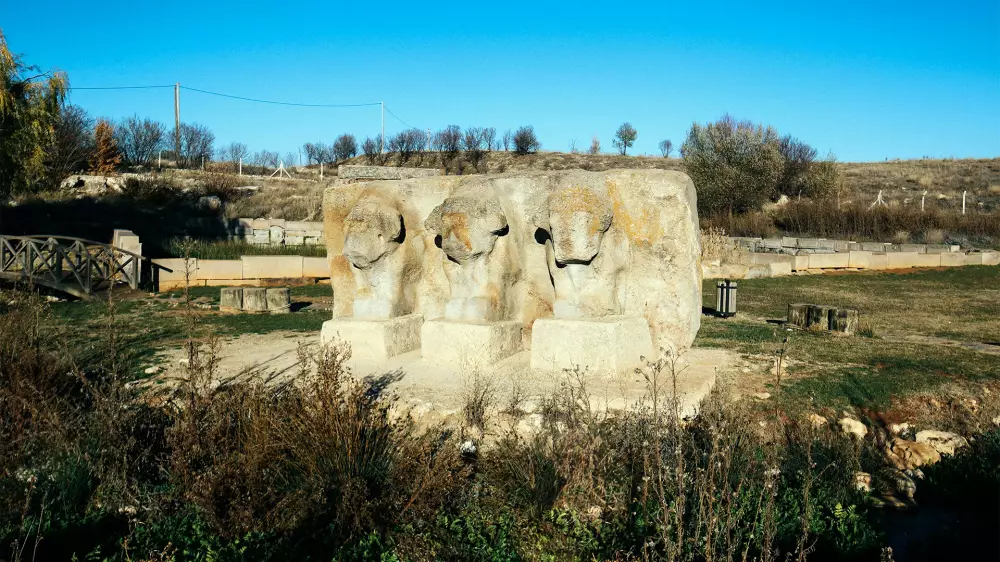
512,125,540,155
683,115,841,217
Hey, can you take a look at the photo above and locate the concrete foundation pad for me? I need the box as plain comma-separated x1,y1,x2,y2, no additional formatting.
530,316,653,375
420,320,522,368
321,314,423,362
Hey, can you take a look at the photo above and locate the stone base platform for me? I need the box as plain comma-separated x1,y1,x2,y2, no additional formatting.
420,320,522,368
320,314,422,362
530,316,653,374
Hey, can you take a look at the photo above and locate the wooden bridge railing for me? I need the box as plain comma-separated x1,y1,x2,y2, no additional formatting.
0,235,145,298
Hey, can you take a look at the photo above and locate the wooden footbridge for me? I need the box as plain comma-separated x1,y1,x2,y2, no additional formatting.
0,235,144,298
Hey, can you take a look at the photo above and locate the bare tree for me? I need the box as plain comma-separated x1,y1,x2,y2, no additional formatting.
589,136,601,155
512,125,540,155
569,139,578,154
463,127,488,172
502,130,512,151
332,134,357,162
361,136,383,165
252,149,279,170
174,123,214,169
612,122,637,156
284,151,298,168
225,142,249,164
658,139,673,158
388,129,424,164
115,115,165,167
434,125,462,160
483,127,497,152
46,104,94,179
302,143,318,165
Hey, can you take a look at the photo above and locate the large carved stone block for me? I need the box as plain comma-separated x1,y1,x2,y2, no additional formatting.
322,169,702,365
530,316,653,374
321,314,423,362
420,320,522,367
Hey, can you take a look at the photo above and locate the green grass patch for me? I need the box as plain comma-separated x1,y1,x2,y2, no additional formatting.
165,238,327,259
697,267,1000,409
205,309,328,336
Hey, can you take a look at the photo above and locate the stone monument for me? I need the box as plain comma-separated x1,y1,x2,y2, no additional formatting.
321,169,701,375
421,187,524,366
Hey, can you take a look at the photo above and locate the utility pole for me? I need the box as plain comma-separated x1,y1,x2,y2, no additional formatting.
380,101,385,154
174,83,180,163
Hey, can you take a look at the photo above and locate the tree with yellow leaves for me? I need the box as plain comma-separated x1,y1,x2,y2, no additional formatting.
90,119,121,175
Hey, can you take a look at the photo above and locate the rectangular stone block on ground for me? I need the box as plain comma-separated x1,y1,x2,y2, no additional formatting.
899,244,927,254
220,287,243,311
751,253,793,266
830,308,859,335
807,305,835,330
983,252,1000,266
911,254,942,268
848,251,872,269
242,287,268,312
197,259,244,280
768,262,792,277
788,303,810,328
939,253,965,267
869,253,889,270
530,316,653,374
421,320,522,367
797,238,821,249
963,253,985,265
321,314,423,362
808,252,850,269
241,255,304,279
205,279,259,287
792,255,810,271
266,288,291,313
886,252,920,269
302,257,331,278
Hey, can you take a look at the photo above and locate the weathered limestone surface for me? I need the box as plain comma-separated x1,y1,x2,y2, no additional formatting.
530,316,653,373
220,287,243,311
321,314,423,361
243,287,268,312
266,287,291,313
421,320,523,366
322,170,702,368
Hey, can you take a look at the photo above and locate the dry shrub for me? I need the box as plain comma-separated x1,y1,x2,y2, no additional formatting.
701,227,750,264
200,171,242,200
167,339,469,540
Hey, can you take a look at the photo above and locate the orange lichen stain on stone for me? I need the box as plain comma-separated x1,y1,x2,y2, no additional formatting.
330,255,353,281
605,178,662,246
550,185,609,236
443,212,473,250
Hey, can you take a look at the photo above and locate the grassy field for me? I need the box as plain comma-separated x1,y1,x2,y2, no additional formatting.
696,266,1000,414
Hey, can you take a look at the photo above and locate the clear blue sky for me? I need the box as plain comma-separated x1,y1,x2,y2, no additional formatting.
3,0,998,162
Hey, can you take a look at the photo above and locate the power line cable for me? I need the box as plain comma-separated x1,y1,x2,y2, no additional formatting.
68,85,175,90
384,105,419,130
180,85,381,108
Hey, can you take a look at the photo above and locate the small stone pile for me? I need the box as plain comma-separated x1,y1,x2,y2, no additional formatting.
220,287,291,313
787,303,859,334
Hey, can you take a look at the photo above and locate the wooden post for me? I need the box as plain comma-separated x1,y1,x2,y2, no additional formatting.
963,191,967,215
174,83,181,162
239,157,242,176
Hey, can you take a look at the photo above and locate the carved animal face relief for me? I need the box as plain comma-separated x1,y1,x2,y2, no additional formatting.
343,198,404,269
543,186,613,266
535,185,624,318
425,196,508,265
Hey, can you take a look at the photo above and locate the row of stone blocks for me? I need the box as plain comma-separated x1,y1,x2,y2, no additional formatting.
220,287,291,313
153,256,330,290
321,315,653,373
734,236,963,254
787,303,859,334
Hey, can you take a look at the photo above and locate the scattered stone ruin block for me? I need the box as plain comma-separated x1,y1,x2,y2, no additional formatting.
265,288,291,313
242,287,268,312
830,308,859,335
788,303,810,328
220,287,242,311
321,314,423,362
788,303,860,335
807,305,836,330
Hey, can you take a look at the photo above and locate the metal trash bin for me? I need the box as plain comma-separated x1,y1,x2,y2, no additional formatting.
716,280,737,318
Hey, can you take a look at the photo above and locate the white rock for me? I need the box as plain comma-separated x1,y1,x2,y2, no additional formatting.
460,440,477,454
889,422,910,435
807,413,828,428
838,418,868,439
854,471,872,493
753,392,771,400
143,366,160,375
915,430,969,456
